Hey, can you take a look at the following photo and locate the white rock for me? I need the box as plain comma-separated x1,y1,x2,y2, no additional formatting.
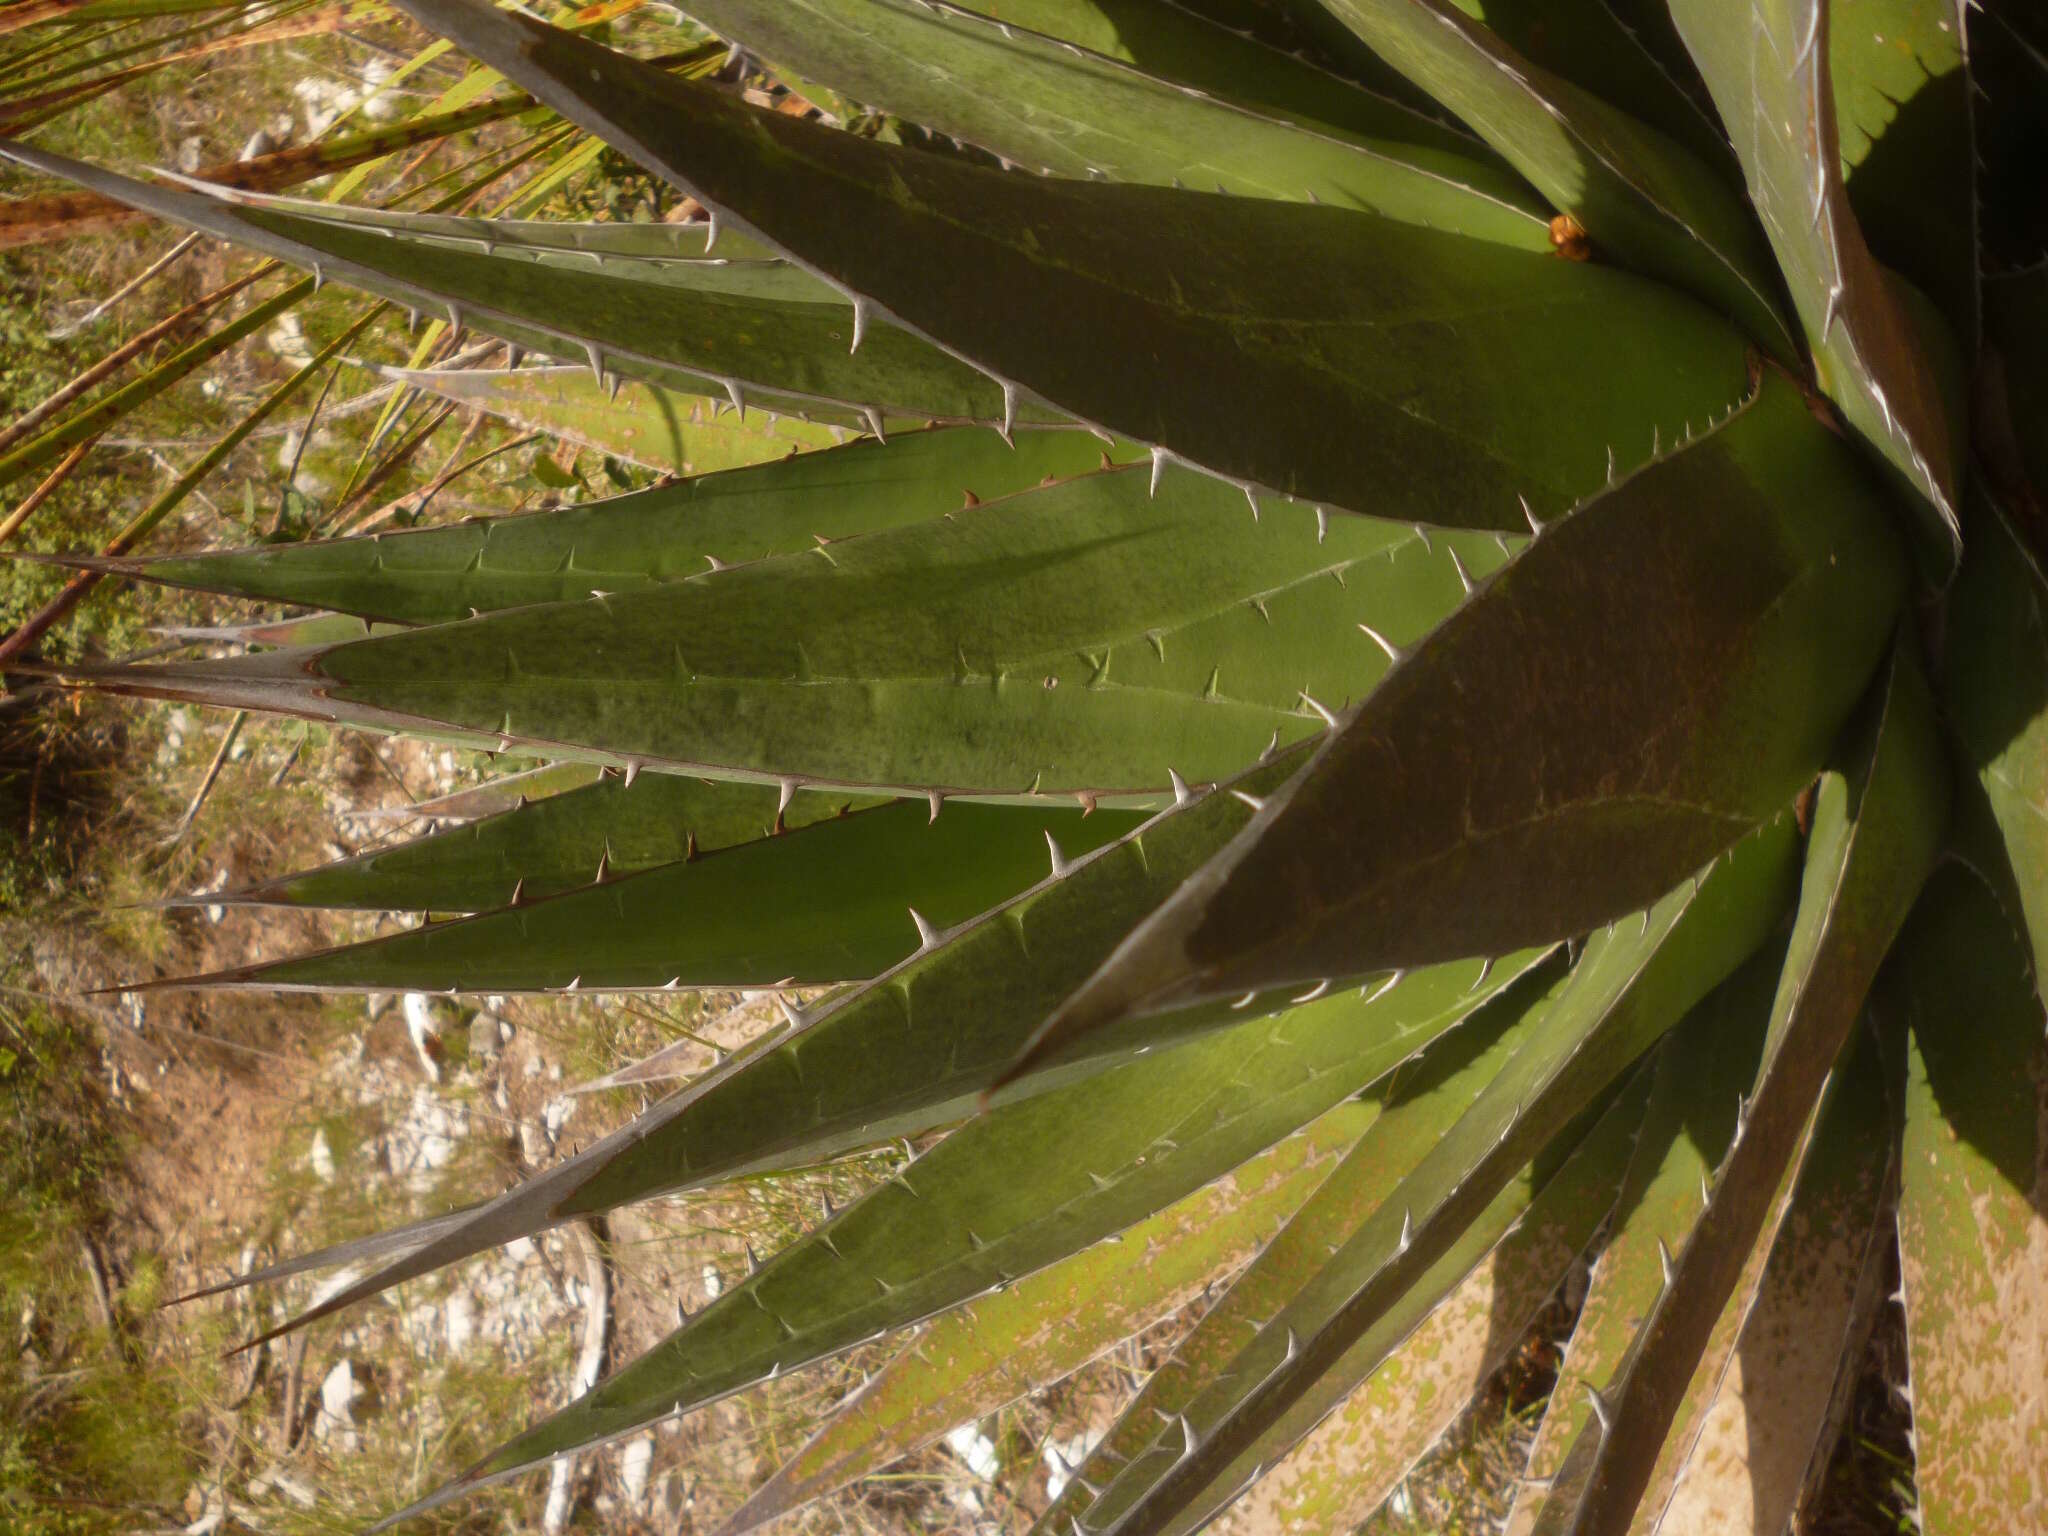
307,1127,334,1184
319,1359,357,1427
945,1422,1001,1483
700,1263,723,1299
619,1436,654,1508
402,993,441,1083
543,1095,576,1138
444,1290,475,1356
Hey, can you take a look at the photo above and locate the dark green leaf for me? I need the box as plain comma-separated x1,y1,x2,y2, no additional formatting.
88,426,1137,625
405,365,846,474
1060,969,1649,1536
1530,641,1947,1536
1084,817,1801,1535
150,798,1146,993
724,1095,1374,1534
67,467,1513,797
202,772,886,913
1041,371,1904,1030
208,748,1546,1361
1884,862,2048,1535
382,0,1758,532
1635,1020,1896,1534
1830,0,1975,339
676,0,1549,239
1506,942,1778,1534
1314,0,1795,358
1664,0,1964,564
1942,489,2048,982
394,953,1562,1519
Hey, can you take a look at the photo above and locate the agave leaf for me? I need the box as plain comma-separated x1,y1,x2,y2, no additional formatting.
388,954,1567,1520
1639,1021,1897,1536
1073,817,1802,1536
382,0,1758,532
63,467,1514,797
396,365,846,473
1313,0,1794,359
1039,960,1574,1532
0,144,1015,429
1503,944,1778,1535
1192,1052,1653,1536
212,749,1546,1353
1051,966,1639,1536
202,772,889,912
1885,863,2048,1536
214,199,780,263
148,798,1147,993
1941,490,2048,981
1828,0,1975,339
673,0,1550,243
1664,0,1963,564
1451,0,1733,171
380,761,601,825
1039,371,1904,1035
89,426,1136,625
149,614,409,649
938,0,1467,148
1529,641,1947,1536
721,1094,1379,1535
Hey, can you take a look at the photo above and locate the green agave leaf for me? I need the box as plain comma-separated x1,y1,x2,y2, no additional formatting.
379,760,602,825
1828,0,1974,340
396,954,1568,1518
1664,0,1963,565
69,466,1515,797
201,772,889,913
1074,817,1802,1536
149,798,1147,993
960,0,1466,147
721,1095,1379,1535
149,614,408,649
1504,943,1778,1535
1637,1021,1897,1536
1530,642,1947,1536
92,426,1136,625
1313,0,1794,360
1041,371,1904,1031
0,144,1017,429
1058,968,1645,1536
1039,959,1573,1533
383,0,1758,532
396,365,847,473
211,748,1546,1356
1942,490,2048,982
207,198,781,263
675,0,1550,243
1452,0,1734,171
1170,1058,1651,1536
1886,863,2048,1536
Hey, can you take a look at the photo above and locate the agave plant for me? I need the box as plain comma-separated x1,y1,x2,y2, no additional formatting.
6,0,2046,1529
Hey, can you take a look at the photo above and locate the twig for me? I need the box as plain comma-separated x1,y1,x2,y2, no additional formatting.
47,232,202,339
161,710,245,849
0,433,98,546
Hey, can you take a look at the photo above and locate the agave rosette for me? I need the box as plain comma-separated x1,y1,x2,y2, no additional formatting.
4,0,2045,1531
